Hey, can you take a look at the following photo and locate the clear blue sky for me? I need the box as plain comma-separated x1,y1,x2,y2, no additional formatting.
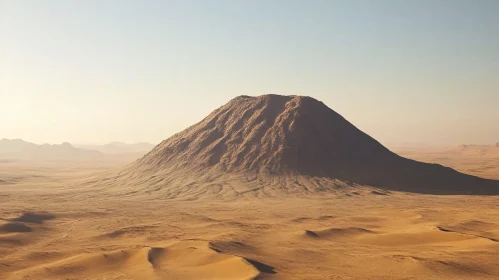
1,0,498,145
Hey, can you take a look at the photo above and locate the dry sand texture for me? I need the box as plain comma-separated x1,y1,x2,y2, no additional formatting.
1,95,499,280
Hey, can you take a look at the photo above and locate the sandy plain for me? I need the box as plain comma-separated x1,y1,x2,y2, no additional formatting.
1,145,499,280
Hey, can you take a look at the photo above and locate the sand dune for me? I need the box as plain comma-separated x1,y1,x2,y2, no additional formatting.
303,227,375,239
2,177,499,279
8,241,261,280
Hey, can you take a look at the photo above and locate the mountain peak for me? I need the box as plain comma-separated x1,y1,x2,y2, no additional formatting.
229,94,322,108
137,94,370,174
61,142,73,147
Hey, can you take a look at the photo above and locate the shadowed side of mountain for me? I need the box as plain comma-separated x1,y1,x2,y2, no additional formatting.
323,155,499,195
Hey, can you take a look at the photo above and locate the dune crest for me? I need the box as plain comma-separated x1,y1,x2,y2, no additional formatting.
7,241,261,280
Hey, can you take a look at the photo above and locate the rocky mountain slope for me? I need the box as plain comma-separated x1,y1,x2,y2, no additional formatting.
119,95,499,196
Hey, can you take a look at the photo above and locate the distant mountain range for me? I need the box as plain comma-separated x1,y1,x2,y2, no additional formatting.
0,139,155,162
0,139,102,161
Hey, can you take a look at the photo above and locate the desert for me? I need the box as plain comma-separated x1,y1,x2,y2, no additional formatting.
1,95,499,280
3,1,498,279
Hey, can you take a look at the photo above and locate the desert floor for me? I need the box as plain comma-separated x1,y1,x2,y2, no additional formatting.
1,146,499,280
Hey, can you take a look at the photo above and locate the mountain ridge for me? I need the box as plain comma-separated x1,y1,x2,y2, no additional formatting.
0,138,103,161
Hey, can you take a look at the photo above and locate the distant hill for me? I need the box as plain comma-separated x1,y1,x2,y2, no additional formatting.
496,142,499,147
76,142,155,155
0,139,103,161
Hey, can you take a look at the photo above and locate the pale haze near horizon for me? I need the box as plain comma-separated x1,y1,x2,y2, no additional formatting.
1,0,498,146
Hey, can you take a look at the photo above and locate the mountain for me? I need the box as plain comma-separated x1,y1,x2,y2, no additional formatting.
119,95,498,196
77,142,155,155
0,139,102,161
496,142,499,147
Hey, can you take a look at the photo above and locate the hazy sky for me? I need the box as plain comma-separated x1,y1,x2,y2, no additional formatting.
1,0,498,146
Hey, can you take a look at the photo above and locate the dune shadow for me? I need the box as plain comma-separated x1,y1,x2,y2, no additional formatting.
11,212,56,224
0,222,32,233
244,258,276,274
304,230,319,238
